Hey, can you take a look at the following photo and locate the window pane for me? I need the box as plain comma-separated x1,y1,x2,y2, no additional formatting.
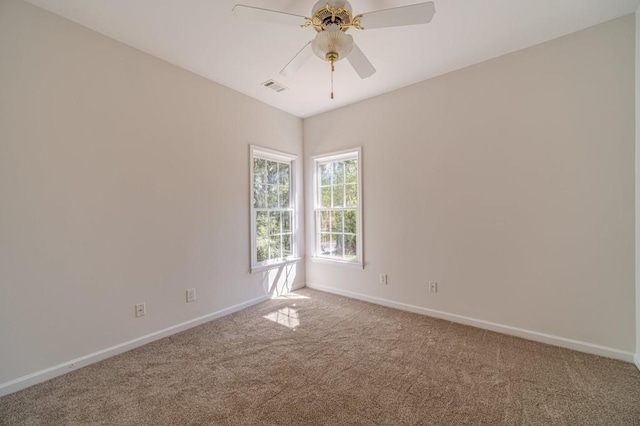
256,211,268,238
344,210,356,234
332,234,344,258
331,211,343,233
267,185,278,208
345,184,357,207
320,233,334,255
279,163,290,186
257,238,268,262
279,185,290,208
321,187,331,208
334,161,344,185
314,150,360,264
267,161,278,184
254,158,266,185
320,163,332,186
333,185,344,207
269,236,281,259
270,211,281,234
345,159,357,184
252,149,296,268
319,211,330,232
253,184,266,208
282,212,291,232
345,235,357,258
283,234,291,257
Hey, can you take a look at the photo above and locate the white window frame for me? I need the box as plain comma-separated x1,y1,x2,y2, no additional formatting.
250,145,298,273
312,147,363,267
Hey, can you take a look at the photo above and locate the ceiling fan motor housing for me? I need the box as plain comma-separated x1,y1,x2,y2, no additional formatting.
311,0,354,31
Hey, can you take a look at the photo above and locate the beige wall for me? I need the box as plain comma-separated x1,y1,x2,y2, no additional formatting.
0,0,304,386
305,15,636,355
636,8,640,368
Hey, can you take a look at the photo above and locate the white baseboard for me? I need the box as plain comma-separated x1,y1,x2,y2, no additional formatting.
306,282,635,363
635,354,640,372
289,282,306,291
0,294,271,398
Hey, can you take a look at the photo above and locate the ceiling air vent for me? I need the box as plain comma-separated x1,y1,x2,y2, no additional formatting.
262,79,288,93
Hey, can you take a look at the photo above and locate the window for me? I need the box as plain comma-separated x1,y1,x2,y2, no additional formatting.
313,148,362,266
250,146,297,271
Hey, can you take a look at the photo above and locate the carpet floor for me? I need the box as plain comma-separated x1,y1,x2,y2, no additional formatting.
1,288,639,425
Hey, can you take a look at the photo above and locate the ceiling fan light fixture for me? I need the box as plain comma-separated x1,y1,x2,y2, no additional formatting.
311,24,354,100
311,24,353,63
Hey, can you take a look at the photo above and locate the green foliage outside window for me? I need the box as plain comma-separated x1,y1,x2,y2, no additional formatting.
317,158,358,260
254,157,293,264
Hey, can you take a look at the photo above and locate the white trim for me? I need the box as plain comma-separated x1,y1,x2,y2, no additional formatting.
250,145,297,163
250,145,298,271
312,147,363,267
250,257,302,274
635,354,640,372
289,282,306,292
0,294,270,397
310,147,361,162
306,282,635,363
310,256,364,269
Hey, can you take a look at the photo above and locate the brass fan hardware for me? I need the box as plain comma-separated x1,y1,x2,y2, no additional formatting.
302,5,363,31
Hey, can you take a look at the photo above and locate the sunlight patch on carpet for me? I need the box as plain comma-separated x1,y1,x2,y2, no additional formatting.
272,292,310,300
264,306,299,329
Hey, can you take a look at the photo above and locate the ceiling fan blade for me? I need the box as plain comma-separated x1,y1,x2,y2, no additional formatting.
232,5,307,26
358,2,436,29
280,42,313,77
347,43,376,79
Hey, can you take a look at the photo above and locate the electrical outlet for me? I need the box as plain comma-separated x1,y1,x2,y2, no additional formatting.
429,281,438,293
186,288,196,303
135,303,146,318
379,274,388,285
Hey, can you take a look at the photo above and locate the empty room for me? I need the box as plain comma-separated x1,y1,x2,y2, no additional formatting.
1,0,640,424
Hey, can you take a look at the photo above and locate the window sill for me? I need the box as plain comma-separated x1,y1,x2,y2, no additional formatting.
310,256,364,269
251,257,302,274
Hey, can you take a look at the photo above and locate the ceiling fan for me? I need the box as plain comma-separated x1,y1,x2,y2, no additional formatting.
232,0,436,98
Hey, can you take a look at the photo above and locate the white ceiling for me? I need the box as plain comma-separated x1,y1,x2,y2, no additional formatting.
23,0,640,118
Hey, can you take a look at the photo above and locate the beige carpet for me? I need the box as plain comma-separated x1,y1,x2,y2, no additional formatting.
1,288,639,425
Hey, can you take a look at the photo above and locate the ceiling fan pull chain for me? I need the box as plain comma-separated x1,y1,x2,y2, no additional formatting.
330,62,334,99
